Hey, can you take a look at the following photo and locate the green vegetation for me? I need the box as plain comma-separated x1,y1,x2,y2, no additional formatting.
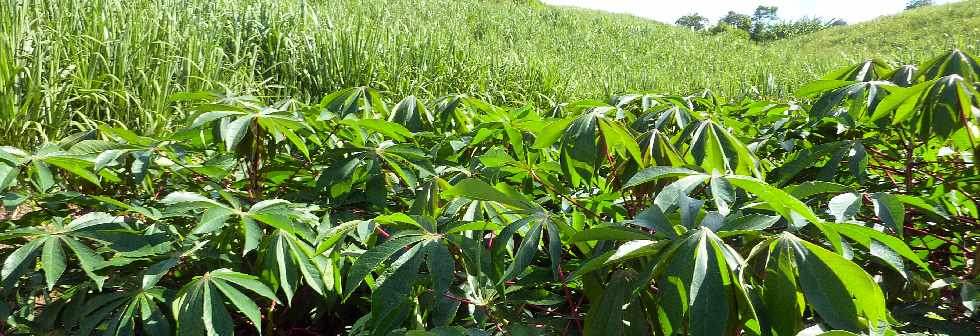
2,0,979,147
1,48,979,334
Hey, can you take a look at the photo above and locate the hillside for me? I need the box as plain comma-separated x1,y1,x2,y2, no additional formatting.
1,0,978,145
774,0,980,65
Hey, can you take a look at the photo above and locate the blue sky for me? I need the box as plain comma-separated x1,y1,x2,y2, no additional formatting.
540,0,961,24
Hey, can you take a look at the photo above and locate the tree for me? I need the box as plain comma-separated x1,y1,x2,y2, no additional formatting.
752,5,779,23
906,0,934,9
675,13,709,31
751,5,779,41
719,11,753,32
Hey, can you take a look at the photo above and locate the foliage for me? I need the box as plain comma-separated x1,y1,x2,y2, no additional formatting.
907,0,936,10
2,0,979,147
719,11,753,32
768,17,846,40
675,13,709,31
1,49,979,335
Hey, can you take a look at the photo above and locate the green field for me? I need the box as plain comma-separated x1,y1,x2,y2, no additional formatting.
2,0,980,334
2,0,978,146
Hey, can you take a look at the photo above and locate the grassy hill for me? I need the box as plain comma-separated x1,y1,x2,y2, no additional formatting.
1,0,978,145
774,0,980,65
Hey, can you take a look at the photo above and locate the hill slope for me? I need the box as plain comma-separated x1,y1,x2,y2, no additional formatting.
1,0,978,145
774,0,980,66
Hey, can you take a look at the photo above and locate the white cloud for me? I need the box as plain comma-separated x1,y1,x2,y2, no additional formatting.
540,0,960,24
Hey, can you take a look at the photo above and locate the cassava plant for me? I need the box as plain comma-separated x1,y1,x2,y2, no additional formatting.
0,49,979,335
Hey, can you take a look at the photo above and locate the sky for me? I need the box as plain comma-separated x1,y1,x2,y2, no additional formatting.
540,0,961,24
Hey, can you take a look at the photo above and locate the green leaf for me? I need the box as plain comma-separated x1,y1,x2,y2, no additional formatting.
223,115,254,152
343,119,414,141
273,233,299,302
211,279,263,333
502,217,544,281
443,178,536,211
175,280,208,335
190,111,242,128
870,192,904,238
710,176,735,215
781,233,887,331
343,234,426,299
895,194,949,219
315,220,362,255
44,157,101,187
827,193,860,223
0,164,19,192
284,234,326,295
784,181,852,200
584,270,645,336
242,217,263,255
716,214,780,236
202,282,235,335
834,223,930,276
759,239,804,336
160,192,223,207
61,237,108,289
1,237,46,281
210,269,279,302
795,80,853,97
724,176,828,242
598,118,642,163
531,117,575,149
41,237,66,290
571,225,655,242
194,207,234,235
425,240,454,295
623,166,702,188
371,243,425,335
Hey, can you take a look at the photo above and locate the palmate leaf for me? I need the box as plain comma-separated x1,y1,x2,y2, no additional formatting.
888,65,918,87
763,233,888,331
532,106,641,186
1,213,124,290
342,118,414,142
802,80,897,123
645,228,748,335
872,74,980,141
0,144,103,190
491,213,567,282
917,49,980,82
257,230,328,303
161,192,316,254
343,234,427,299
757,236,805,336
389,95,428,132
820,59,892,82
184,99,308,154
318,86,387,120
683,120,764,178
637,129,686,167
442,178,538,212
583,269,647,336
622,166,701,188
623,168,846,253
105,289,171,336
774,140,869,185
833,222,931,277
173,269,277,336
370,242,426,336
624,168,821,222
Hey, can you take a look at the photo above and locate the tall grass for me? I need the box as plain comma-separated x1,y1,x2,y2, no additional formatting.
1,0,978,146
